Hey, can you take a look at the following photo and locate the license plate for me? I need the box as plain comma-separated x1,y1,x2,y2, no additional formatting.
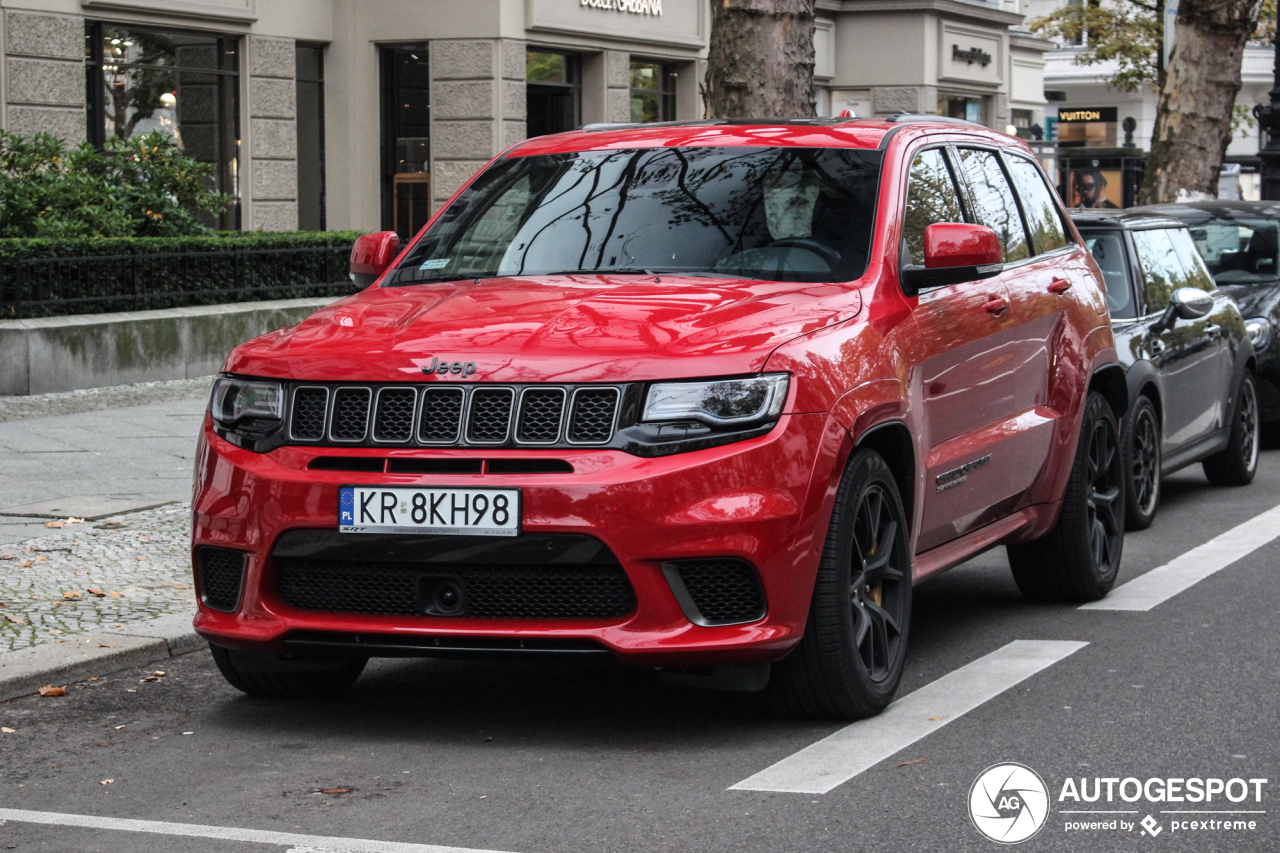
338,486,520,536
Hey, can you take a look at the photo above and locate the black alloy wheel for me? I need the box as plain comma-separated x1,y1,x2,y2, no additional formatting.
1123,397,1161,530
769,448,912,719
1009,392,1125,602
1204,373,1260,486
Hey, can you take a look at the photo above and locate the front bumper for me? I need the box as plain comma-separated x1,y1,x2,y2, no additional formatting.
191,411,836,667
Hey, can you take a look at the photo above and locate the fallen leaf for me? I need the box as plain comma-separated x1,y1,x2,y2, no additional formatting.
136,557,148,562
114,724,125,729
66,517,85,524
95,643,115,648
108,591,123,598
86,588,106,597
173,585,189,590
5,615,27,625
99,742,110,747
99,779,113,785
18,561,32,568
141,676,162,683
896,758,926,768
38,685,67,697
153,671,165,676
49,629,63,635
0,553,13,560
322,788,351,794
88,677,100,681
37,556,48,562
62,591,81,600
44,521,64,529
928,717,945,721
1,727,14,733
0,603,6,608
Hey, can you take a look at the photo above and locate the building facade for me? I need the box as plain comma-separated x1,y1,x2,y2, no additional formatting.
2,0,1047,234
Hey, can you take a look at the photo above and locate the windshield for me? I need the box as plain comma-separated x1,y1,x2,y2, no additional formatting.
1187,218,1280,284
390,146,883,285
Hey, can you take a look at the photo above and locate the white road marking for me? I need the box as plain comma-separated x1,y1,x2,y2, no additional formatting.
0,808,517,853
729,640,1087,795
1081,503,1280,612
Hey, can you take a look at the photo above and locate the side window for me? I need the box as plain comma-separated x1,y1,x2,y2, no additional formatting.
957,148,1030,263
1083,232,1136,319
1132,228,1188,313
902,148,965,266
1005,156,1068,255
1167,227,1216,292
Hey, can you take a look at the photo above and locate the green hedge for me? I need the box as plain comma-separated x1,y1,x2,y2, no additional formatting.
1,230,366,320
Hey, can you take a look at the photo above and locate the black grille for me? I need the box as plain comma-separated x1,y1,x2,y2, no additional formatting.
568,388,619,443
419,387,464,443
668,559,765,625
291,387,328,441
330,387,371,441
466,388,514,443
373,388,417,442
275,560,636,619
516,389,565,443
197,547,246,613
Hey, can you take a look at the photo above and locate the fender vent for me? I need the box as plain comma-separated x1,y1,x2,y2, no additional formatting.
197,547,246,613
663,559,766,626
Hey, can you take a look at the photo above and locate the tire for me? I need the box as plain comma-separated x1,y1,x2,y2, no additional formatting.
1120,395,1161,531
1008,392,1124,602
209,643,367,699
769,448,912,719
1203,372,1259,486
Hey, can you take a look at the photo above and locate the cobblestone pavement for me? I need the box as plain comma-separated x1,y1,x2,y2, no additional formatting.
0,504,194,652
0,376,213,425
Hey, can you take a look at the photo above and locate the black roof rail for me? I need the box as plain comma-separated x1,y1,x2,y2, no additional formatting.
882,112,986,126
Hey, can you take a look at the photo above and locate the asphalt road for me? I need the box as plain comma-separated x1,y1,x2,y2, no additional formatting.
1,450,1278,852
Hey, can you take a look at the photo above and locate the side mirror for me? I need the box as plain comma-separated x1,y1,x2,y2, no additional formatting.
350,231,401,288
1169,287,1214,320
900,223,1004,294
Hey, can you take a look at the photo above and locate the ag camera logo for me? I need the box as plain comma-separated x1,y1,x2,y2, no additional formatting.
969,763,1050,844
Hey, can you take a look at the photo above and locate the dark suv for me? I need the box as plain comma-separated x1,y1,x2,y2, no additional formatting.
1074,210,1257,529
194,118,1126,718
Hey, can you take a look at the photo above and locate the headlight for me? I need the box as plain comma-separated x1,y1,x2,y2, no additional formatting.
210,376,283,424
1244,317,1272,352
643,374,789,426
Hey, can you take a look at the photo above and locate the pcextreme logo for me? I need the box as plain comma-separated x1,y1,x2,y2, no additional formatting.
969,763,1270,844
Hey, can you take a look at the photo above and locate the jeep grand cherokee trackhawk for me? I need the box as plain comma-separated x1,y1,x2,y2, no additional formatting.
192,117,1127,718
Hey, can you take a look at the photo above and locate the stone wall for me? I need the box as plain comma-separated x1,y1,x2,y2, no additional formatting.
4,10,85,142
248,36,298,231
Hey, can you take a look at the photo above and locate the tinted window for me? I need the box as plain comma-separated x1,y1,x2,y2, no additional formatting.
1084,232,1136,319
1187,218,1280,284
1167,228,1216,292
1132,228,1188,313
902,149,965,266
1006,156,1068,255
393,146,883,285
958,148,1030,263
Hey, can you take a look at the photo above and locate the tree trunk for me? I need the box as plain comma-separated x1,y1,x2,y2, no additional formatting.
1136,0,1261,204
704,0,816,119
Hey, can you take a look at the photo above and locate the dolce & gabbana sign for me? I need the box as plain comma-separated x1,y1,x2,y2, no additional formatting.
580,0,663,14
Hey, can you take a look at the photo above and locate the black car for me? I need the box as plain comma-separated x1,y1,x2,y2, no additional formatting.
1074,210,1258,529
1135,201,1280,435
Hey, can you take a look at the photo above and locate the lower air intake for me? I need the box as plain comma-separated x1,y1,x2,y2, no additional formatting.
197,547,246,613
663,559,766,626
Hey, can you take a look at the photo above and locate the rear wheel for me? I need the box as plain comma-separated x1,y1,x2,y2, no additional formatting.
1121,395,1161,531
1008,391,1124,602
769,448,912,719
1203,373,1259,486
209,644,367,699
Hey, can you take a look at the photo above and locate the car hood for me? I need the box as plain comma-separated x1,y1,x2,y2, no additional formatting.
223,274,862,384
1218,282,1280,319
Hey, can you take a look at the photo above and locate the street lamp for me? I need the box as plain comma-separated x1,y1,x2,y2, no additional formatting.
1255,9,1280,199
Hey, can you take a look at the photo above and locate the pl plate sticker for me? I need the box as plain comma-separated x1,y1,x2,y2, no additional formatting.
420,258,450,270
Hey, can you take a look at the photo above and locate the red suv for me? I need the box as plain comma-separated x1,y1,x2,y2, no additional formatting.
193,117,1127,718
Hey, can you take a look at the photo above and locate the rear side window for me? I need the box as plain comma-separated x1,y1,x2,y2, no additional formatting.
1005,156,1068,255
1132,228,1189,313
1167,228,1216,292
902,148,965,266
957,148,1030,263
1083,232,1136,319
1188,218,1280,284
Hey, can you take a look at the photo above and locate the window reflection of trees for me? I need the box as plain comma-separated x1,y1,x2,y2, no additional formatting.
959,149,1029,263
902,149,964,266
1006,158,1067,256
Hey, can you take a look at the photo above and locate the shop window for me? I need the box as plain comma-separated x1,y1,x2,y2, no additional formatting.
1012,109,1035,140
85,23,241,229
527,50,580,138
296,43,325,231
630,61,675,123
938,94,984,125
380,45,431,238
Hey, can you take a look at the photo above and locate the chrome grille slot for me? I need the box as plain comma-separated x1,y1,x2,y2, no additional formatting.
516,388,566,444
466,387,514,444
329,387,372,442
290,387,329,441
418,387,465,443
568,387,620,444
373,387,417,443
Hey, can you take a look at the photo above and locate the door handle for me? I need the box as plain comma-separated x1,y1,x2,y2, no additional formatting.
984,296,1010,316
1048,277,1073,295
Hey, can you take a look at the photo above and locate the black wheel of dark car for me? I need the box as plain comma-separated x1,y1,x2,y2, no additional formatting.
769,447,912,719
1008,391,1124,602
209,644,367,699
1203,373,1259,486
1121,395,1161,531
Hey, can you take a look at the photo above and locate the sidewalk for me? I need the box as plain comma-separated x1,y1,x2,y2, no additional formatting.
0,378,213,698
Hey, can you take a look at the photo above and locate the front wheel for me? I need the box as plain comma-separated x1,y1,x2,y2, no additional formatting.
1121,395,1161,531
769,448,912,719
210,644,367,699
1203,373,1259,486
1008,391,1124,602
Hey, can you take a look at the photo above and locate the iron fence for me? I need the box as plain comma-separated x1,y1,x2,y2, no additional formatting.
1,244,359,320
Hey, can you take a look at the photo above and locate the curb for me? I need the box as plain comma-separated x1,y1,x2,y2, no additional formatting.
0,611,200,702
